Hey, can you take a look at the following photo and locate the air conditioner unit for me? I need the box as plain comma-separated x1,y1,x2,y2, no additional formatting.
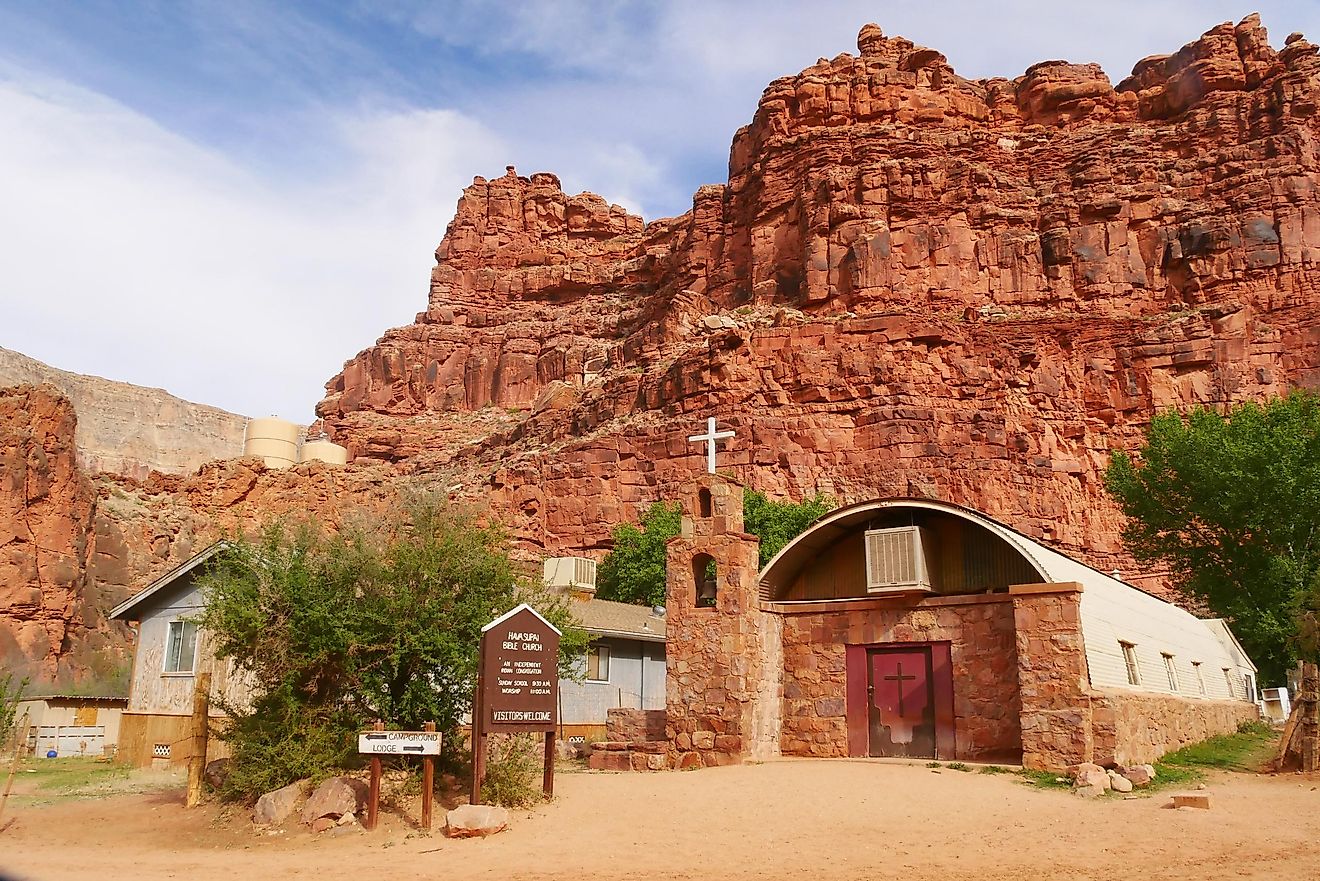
864,526,937,594
543,556,598,593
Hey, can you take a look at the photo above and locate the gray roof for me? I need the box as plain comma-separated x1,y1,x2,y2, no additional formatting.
110,540,231,621
574,598,666,642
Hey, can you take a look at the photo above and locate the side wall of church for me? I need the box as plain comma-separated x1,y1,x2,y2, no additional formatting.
776,595,1022,760
1091,690,1260,766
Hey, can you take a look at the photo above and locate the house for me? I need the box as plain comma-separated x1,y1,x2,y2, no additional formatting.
656,476,1259,771
543,557,666,743
108,541,248,768
13,695,128,758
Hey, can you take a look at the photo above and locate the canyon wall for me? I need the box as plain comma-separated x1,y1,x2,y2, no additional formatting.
6,15,1320,683
318,15,1320,574
0,347,249,480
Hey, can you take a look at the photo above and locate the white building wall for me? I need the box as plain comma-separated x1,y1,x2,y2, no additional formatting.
559,637,665,725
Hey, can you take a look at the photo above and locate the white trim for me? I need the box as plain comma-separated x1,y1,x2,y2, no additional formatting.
480,602,563,636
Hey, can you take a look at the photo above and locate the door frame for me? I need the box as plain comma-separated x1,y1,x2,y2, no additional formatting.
845,641,955,759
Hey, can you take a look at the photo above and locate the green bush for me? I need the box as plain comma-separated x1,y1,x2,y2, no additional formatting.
481,733,545,809
1,672,28,747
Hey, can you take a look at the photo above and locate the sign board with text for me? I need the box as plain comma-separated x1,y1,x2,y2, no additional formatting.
477,604,561,733
357,730,441,756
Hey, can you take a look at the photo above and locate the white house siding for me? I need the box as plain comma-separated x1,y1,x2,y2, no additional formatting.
127,577,250,716
560,637,666,725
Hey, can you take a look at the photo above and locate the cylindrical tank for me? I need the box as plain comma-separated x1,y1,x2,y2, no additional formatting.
299,439,348,466
243,417,299,469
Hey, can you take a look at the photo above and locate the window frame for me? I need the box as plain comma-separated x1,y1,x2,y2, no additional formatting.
1120,641,1141,686
1192,661,1205,695
586,642,611,683
1223,667,1236,699
1162,652,1179,692
163,619,199,675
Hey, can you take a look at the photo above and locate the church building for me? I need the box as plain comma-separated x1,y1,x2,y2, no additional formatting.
660,475,1258,771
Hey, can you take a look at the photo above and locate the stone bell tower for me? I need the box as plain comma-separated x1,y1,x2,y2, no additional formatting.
664,473,782,767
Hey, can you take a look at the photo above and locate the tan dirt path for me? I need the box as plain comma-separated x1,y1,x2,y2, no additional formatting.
3,759,1319,881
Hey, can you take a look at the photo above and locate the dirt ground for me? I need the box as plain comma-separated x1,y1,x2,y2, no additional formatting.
4,759,1320,881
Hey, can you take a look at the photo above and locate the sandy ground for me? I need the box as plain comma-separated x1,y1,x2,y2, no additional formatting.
4,759,1320,881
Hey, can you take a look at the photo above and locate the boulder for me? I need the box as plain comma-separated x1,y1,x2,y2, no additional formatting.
253,780,306,826
310,817,336,834
445,804,510,838
204,758,231,790
1072,762,1110,791
1122,764,1155,787
1108,770,1134,793
301,776,368,824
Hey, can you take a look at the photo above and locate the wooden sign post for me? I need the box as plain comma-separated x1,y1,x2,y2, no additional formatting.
357,723,442,831
471,604,561,805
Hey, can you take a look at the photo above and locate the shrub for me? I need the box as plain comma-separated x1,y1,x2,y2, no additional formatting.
481,733,545,808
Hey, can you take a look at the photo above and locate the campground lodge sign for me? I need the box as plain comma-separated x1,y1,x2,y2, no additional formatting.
471,603,562,803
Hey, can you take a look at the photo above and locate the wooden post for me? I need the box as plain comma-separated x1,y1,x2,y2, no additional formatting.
0,711,30,831
470,640,485,806
543,730,554,798
421,721,435,831
185,672,211,808
366,720,383,830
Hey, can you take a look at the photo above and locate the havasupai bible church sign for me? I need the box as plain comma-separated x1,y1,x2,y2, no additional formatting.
472,603,562,803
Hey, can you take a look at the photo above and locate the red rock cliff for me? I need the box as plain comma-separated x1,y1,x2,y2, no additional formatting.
316,16,1320,578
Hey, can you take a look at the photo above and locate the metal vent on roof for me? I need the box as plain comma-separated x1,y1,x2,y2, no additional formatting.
865,527,936,593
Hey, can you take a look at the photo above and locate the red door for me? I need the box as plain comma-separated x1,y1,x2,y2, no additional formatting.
867,647,936,758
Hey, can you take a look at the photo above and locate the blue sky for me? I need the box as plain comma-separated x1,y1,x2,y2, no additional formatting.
3,1,1318,422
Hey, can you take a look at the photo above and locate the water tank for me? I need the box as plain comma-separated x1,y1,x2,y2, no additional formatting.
299,439,348,466
243,417,299,469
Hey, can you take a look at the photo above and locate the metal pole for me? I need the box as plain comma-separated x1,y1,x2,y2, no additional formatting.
470,638,485,805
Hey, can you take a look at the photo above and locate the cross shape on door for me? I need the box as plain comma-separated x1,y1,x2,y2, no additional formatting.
884,661,917,715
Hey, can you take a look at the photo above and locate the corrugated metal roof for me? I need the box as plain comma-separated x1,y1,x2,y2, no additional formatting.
758,497,1258,696
574,598,666,642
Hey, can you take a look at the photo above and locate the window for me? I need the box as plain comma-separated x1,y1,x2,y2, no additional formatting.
1193,661,1205,695
1162,653,1179,692
1244,673,1257,703
164,620,198,674
1120,642,1141,686
698,487,713,518
1223,668,1236,699
587,643,611,682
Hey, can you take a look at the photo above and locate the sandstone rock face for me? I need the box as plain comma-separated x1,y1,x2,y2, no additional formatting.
0,347,248,480
10,16,1320,685
0,385,132,684
315,15,1320,586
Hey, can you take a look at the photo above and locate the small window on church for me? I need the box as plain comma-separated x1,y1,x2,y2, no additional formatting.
1193,661,1205,695
1120,641,1140,686
698,488,713,518
1223,668,1236,698
693,554,717,609
1162,653,1178,692
587,643,610,682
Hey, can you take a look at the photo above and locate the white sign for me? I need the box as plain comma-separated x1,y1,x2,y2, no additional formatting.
357,731,441,755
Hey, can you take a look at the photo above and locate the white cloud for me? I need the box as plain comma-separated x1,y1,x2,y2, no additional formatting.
0,70,504,422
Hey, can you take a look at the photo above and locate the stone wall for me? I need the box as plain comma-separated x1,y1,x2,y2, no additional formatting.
664,475,770,769
605,707,666,743
1092,690,1259,766
775,594,1022,761
1011,584,1093,770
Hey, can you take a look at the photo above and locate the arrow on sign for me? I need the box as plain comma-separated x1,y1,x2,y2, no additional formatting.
364,733,387,740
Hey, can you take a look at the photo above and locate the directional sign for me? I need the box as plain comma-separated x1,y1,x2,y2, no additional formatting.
357,730,441,756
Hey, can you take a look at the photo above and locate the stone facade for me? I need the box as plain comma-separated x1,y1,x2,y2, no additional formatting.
604,707,666,743
663,475,776,769
775,595,1021,760
1011,584,1094,770
1092,691,1259,766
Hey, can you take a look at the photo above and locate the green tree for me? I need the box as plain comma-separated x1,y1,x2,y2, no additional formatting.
1,672,28,748
197,496,587,800
1105,390,1320,684
596,490,833,606
744,489,833,568
596,501,682,607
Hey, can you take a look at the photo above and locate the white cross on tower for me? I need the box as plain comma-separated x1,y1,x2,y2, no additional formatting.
688,417,735,474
